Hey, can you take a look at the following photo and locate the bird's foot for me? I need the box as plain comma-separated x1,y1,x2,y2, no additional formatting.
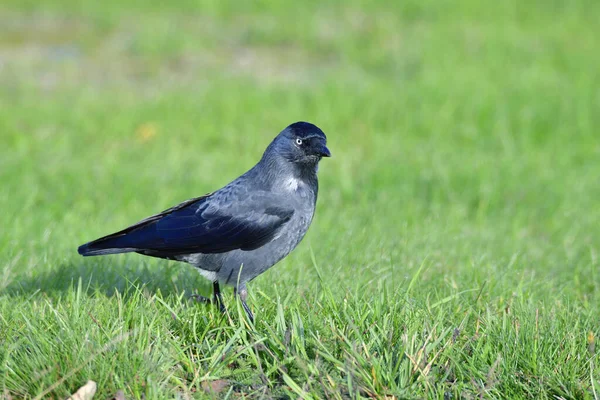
189,294,212,304
189,294,227,313
190,282,227,314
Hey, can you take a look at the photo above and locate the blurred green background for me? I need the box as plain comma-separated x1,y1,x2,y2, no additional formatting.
1,0,599,398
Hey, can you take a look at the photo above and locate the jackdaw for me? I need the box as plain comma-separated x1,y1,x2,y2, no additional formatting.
78,121,330,322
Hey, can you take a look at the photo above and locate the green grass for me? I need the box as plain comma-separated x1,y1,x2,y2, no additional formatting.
1,0,599,398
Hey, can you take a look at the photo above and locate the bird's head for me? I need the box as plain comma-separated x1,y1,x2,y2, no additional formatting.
267,122,331,169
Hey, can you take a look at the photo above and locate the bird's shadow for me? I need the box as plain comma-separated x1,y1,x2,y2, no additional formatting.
2,258,211,300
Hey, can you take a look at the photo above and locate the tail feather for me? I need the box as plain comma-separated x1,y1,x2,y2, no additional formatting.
77,195,209,258
77,236,137,257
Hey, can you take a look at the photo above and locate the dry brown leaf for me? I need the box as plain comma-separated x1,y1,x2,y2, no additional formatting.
112,390,126,400
201,379,228,394
68,380,97,400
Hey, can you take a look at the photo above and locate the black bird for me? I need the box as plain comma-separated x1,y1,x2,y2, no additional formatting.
78,122,330,322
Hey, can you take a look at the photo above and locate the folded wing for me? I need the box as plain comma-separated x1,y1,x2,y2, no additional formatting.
78,192,294,256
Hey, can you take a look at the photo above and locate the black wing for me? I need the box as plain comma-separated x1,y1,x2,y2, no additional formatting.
78,192,294,256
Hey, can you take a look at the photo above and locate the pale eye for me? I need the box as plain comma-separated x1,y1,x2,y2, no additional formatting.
295,138,303,145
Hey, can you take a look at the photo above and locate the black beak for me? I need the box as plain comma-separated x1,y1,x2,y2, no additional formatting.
319,145,331,158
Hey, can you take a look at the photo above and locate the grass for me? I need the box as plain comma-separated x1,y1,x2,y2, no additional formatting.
1,0,599,398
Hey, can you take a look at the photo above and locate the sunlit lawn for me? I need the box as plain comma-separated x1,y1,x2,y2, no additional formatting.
1,1,599,398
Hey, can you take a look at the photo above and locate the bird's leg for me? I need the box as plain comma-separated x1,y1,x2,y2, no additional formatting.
212,281,226,313
234,285,254,323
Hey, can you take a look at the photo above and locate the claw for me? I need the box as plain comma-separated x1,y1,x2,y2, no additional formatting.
190,282,227,314
189,294,211,304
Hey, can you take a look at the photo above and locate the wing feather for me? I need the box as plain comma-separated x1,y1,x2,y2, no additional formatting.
78,191,294,256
